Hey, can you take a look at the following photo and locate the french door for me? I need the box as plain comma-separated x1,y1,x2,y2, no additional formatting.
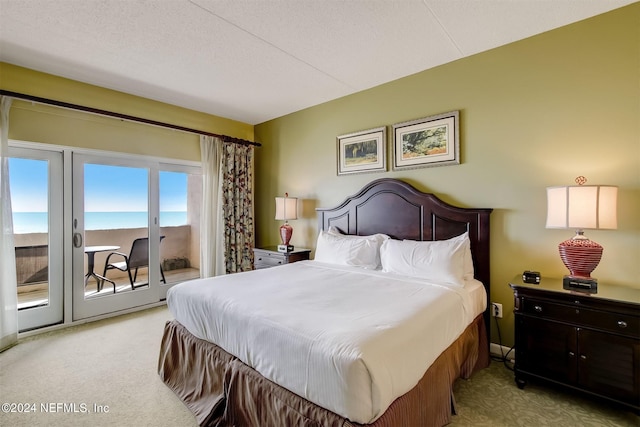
72,153,160,320
9,147,64,331
10,142,201,329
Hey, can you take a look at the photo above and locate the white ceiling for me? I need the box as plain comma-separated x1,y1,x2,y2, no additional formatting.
0,0,635,125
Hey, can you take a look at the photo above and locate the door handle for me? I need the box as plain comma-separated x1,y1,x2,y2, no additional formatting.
73,233,83,248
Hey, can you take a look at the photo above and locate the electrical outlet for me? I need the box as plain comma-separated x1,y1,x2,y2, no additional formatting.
492,302,503,318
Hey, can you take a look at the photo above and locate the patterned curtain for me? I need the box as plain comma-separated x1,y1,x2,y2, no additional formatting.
221,142,254,274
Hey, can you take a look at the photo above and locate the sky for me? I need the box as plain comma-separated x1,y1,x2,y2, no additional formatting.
7,158,47,212
9,158,188,213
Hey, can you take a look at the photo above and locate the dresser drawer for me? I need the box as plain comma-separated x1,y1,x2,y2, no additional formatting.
253,247,311,270
581,308,640,337
522,297,640,337
254,251,285,268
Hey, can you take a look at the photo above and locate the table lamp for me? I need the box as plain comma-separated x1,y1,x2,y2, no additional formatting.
546,176,617,290
275,193,298,252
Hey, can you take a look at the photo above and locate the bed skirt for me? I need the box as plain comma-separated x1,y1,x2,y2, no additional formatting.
158,314,489,427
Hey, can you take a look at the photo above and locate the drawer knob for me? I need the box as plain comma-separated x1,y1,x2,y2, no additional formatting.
580,355,587,360
617,320,628,328
534,305,543,312
568,351,575,357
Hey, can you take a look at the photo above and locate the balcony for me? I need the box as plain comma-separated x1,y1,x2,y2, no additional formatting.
15,225,200,310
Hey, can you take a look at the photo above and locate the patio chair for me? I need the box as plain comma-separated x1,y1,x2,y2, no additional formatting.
102,236,166,291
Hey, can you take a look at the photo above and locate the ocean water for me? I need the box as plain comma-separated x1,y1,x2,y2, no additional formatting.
12,211,187,234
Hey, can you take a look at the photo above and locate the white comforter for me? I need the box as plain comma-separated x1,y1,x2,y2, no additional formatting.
167,260,485,424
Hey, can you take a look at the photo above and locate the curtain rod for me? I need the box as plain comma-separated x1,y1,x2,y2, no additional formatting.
0,89,261,147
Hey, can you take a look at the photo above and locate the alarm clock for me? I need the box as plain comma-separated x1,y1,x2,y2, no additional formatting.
522,270,541,284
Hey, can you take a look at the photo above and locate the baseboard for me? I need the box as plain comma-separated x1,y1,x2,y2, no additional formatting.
490,343,515,362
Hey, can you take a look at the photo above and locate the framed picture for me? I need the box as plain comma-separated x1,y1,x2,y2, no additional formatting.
337,126,387,176
392,111,459,170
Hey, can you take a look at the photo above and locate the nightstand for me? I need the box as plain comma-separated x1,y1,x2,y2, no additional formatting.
253,246,311,270
509,275,640,411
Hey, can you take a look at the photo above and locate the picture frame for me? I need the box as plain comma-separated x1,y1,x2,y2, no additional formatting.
337,126,387,176
392,110,459,170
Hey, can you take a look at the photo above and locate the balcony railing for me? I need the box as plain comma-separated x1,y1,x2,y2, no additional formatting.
15,225,200,309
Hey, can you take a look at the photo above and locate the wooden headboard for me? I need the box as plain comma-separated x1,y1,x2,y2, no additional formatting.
316,178,493,328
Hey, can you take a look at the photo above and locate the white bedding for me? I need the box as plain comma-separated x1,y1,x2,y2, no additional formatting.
167,260,486,424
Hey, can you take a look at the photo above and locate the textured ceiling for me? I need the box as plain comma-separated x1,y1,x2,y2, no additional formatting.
0,0,635,125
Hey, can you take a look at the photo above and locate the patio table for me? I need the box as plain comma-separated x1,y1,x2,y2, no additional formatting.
84,245,119,293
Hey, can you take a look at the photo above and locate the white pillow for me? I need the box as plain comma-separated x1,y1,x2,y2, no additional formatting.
314,230,389,269
327,225,343,235
346,231,389,267
379,234,470,287
449,232,474,281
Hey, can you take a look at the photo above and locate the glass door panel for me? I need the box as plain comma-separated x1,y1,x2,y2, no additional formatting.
158,167,201,299
83,163,149,296
9,147,63,331
73,154,158,320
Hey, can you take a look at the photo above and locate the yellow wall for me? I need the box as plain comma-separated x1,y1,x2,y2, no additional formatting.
255,4,640,346
0,63,253,160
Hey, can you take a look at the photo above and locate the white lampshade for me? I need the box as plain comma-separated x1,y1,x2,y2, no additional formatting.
275,195,298,221
546,185,618,230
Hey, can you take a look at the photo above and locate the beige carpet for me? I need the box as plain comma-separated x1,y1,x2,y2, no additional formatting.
0,306,196,427
451,358,638,427
0,305,637,427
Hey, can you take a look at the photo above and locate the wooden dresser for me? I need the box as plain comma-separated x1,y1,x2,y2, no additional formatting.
510,275,640,411
252,246,311,270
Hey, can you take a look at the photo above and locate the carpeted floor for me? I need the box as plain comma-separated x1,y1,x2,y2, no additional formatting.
451,359,638,426
0,306,196,427
0,305,637,426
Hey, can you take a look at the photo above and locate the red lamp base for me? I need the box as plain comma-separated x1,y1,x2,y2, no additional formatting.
280,223,293,246
558,236,603,278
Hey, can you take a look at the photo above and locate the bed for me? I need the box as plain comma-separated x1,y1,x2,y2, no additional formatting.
158,178,492,426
